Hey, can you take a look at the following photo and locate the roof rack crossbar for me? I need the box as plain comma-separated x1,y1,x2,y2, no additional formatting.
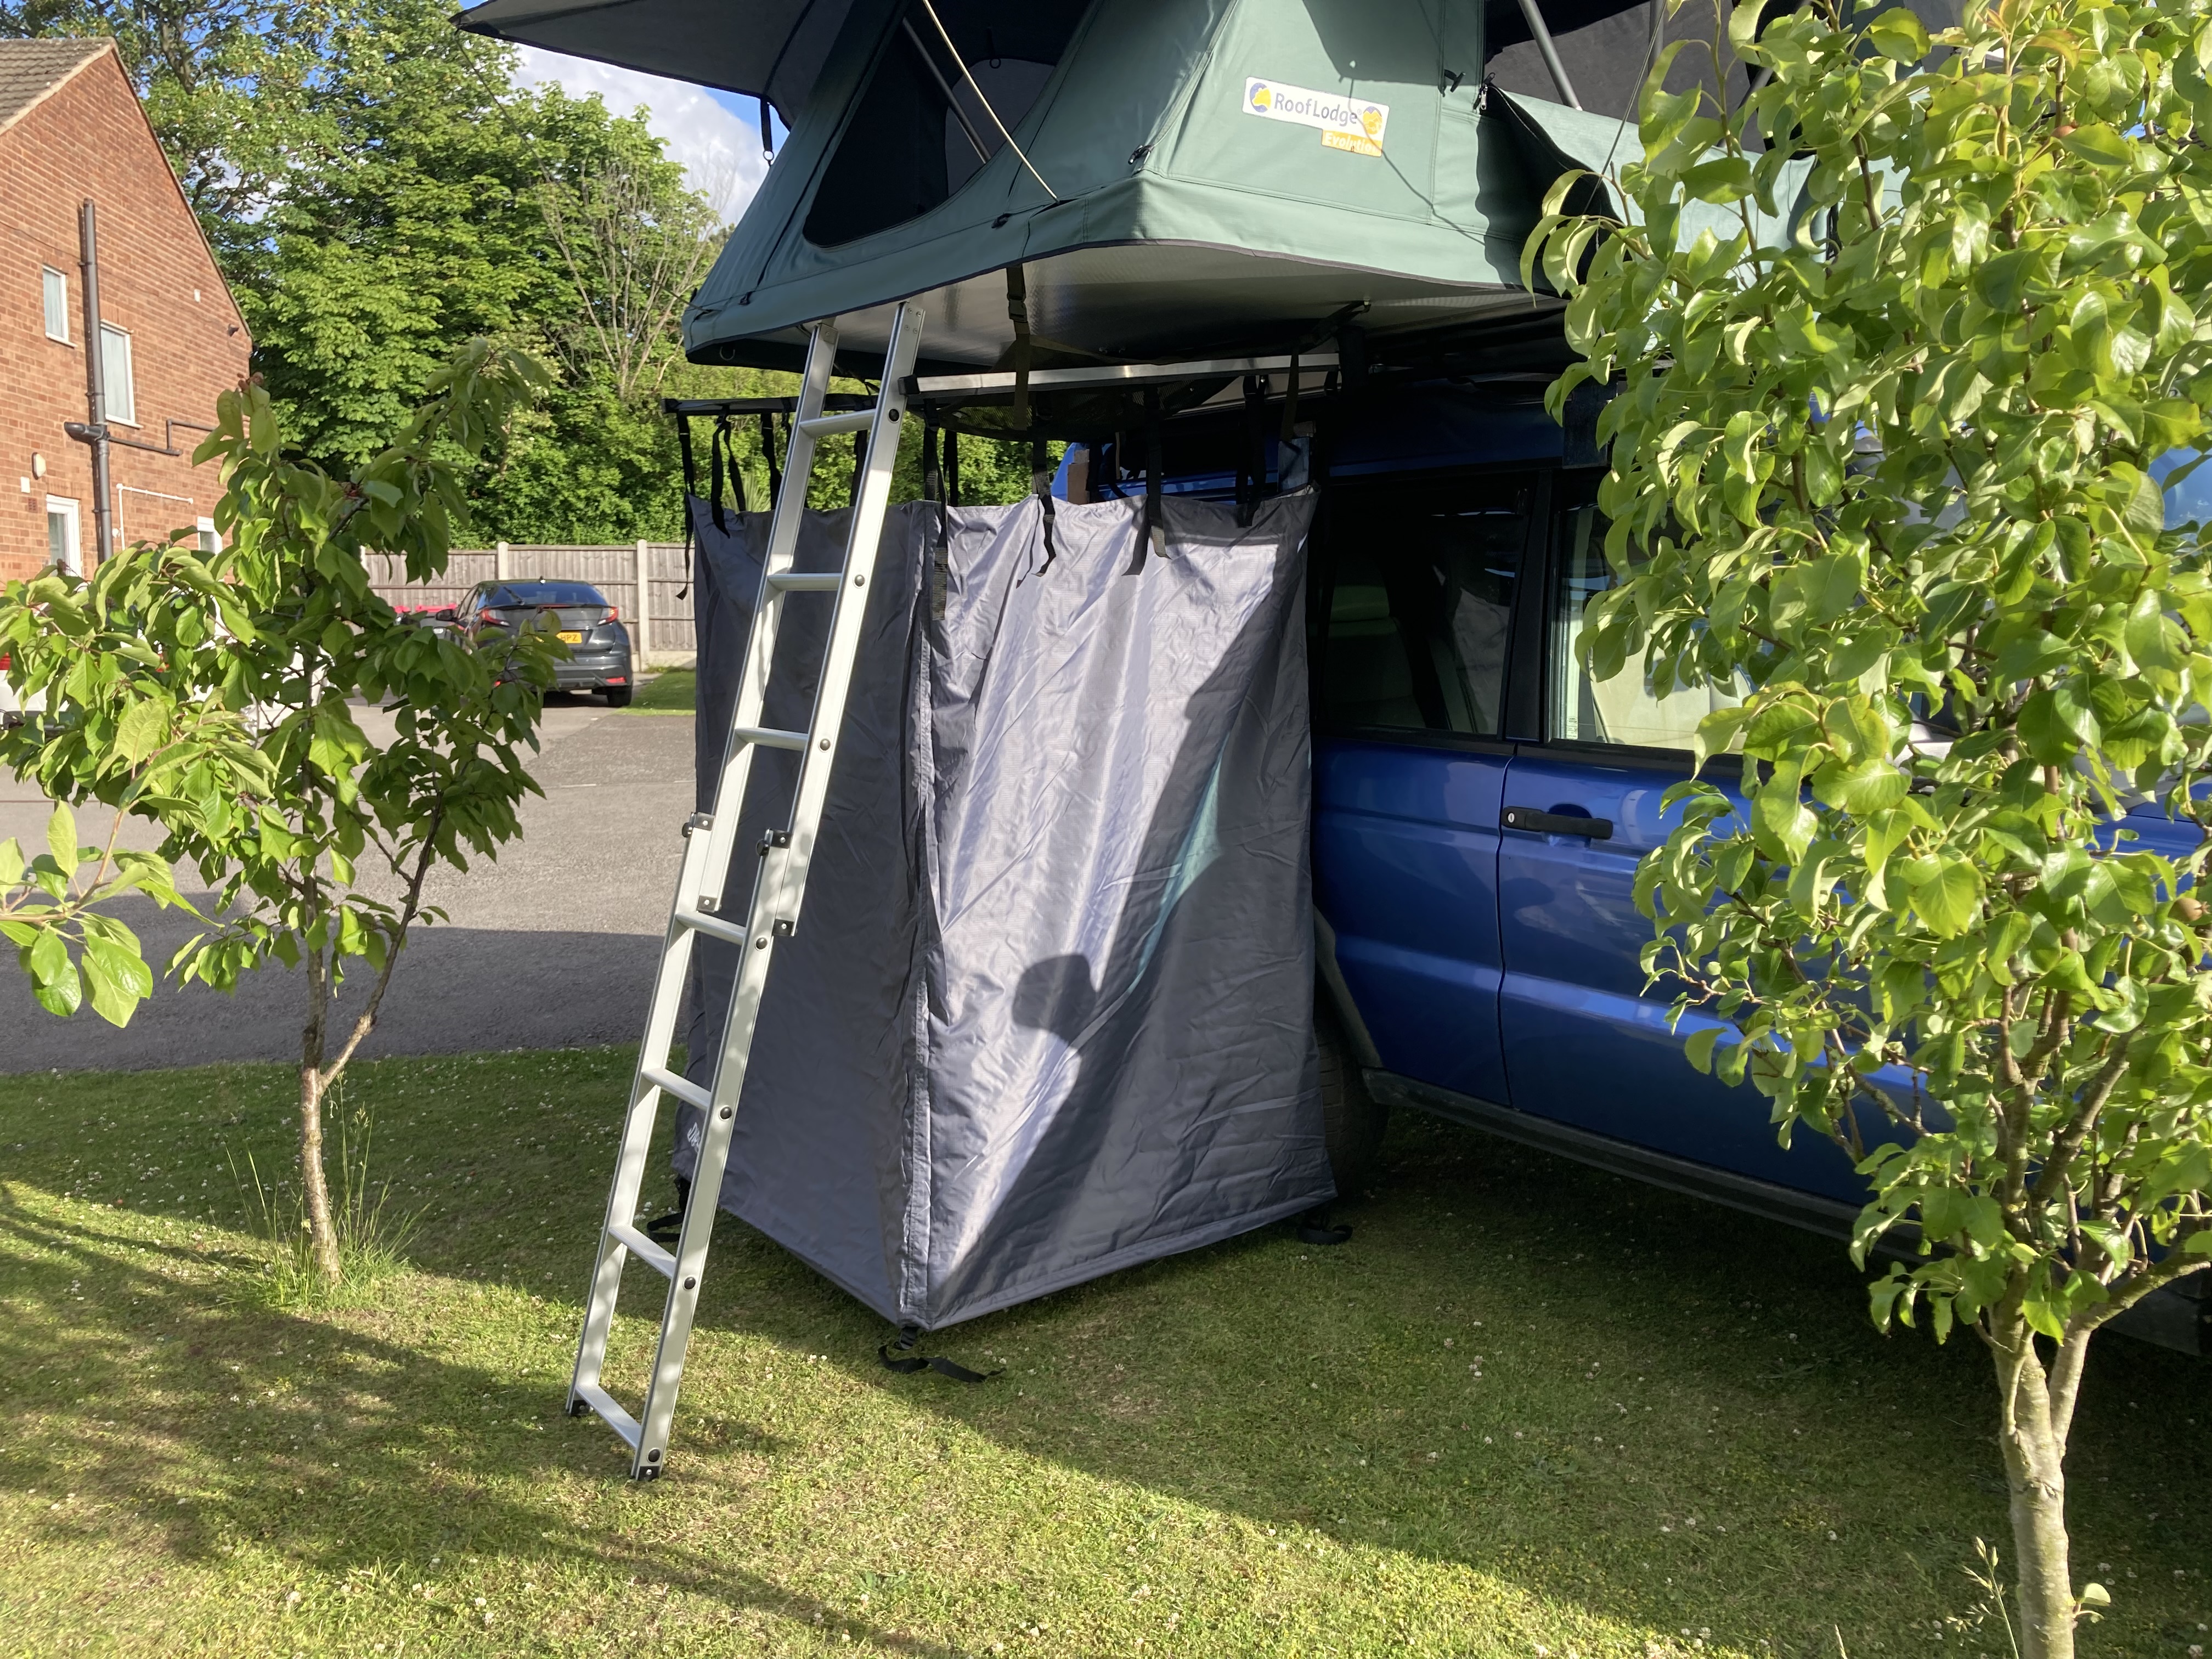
906,352,1339,400
663,394,877,416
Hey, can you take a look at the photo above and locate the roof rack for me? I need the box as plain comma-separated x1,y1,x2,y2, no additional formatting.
905,352,1338,402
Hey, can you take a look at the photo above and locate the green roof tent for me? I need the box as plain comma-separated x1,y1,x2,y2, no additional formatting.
456,0,1831,380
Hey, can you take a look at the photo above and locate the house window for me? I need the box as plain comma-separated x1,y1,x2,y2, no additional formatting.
41,267,69,342
45,496,82,574
100,323,134,425
195,516,219,554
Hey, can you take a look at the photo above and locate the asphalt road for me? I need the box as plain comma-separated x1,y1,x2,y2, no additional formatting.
0,698,696,1073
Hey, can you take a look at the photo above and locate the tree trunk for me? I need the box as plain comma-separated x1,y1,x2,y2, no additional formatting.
1994,1323,2078,1659
300,945,341,1285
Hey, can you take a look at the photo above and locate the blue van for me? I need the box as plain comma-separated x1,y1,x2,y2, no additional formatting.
1072,380,2212,1355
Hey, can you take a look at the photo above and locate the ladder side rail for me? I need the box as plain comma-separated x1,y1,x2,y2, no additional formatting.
760,304,927,936
567,818,715,1414
692,320,843,911
627,304,925,1477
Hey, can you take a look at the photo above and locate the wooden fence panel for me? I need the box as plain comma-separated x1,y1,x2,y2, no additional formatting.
365,545,697,665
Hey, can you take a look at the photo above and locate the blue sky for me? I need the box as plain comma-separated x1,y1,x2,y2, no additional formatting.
509,47,783,222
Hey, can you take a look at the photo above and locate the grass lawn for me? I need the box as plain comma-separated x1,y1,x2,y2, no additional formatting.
1,1049,2205,1658
622,668,696,714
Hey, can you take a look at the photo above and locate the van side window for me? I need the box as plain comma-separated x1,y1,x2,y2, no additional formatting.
1550,502,1741,751
1318,472,1532,738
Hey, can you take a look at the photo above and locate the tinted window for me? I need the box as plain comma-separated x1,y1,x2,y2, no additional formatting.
481,582,607,607
1317,472,1534,737
1549,499,1741,750
803,0,1087,247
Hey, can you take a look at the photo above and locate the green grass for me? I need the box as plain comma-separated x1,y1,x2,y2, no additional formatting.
1,1051,2205,1658
621,668,696,713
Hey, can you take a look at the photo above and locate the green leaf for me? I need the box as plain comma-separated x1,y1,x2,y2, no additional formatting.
1908,859,1980,938
1811,758,1908,815
114,698,169,766
1865,7,1929,60
0,838,22,890
1684,1025,1723,1074
45,804,78,881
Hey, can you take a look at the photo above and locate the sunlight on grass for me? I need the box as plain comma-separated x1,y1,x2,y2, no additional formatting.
622,668,696,714
0,1051,2204,1657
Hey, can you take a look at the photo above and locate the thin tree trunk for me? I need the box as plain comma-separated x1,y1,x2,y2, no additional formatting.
1994,1321,2078,1659
300,938,341,1285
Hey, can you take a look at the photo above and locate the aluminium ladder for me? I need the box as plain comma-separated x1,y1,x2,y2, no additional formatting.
567,303,926,1478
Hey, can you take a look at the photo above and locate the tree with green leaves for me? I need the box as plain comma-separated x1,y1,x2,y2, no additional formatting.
1528,1,2212,1652
0,342,552,1285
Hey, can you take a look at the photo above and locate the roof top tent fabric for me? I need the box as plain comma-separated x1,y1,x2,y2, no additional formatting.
461,0,1651,377
458,0,1963,379
673,493,1331,1329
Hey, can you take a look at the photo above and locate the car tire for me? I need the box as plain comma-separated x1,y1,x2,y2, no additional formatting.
1316,992,1389,1198
604,685,634,708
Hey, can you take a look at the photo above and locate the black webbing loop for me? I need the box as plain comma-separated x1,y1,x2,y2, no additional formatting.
879,1325,1001,1384
708,413,730,535
759,411,782,505
1029,437,1059,582
675,415,698,599
1296,1208,1352,1246
1280,351,1302,443
850,426,868,507
945,427,962,506
642,1175,692,1246
722,416,748,516
1007,263,1032,431
924,418,950,618
1237,374,1266,529
1135,390,1163,575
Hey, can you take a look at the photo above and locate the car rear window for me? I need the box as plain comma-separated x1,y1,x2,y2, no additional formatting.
482,582,606,607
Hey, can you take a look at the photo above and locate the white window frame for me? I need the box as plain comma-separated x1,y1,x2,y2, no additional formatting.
195,516,220,554
45,496,82,574
99,323,136,426
41,266,69,343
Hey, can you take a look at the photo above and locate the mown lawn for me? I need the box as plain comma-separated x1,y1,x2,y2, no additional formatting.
622,668,697,714
0,1049,2204,1658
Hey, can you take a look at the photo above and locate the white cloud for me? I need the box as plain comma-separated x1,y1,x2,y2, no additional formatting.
511,46,768,222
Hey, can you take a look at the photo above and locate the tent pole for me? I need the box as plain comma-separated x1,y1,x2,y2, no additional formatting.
1516,0,1583,110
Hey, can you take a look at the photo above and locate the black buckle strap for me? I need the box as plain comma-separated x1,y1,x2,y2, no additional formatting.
1135,390,1163,574
879,1325,1002,1384
1296,1208,1352,1246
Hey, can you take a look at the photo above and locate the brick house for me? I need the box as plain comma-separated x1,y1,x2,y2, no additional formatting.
0,38,251,584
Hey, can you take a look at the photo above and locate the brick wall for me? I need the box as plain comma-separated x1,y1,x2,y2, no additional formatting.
0,48,252,584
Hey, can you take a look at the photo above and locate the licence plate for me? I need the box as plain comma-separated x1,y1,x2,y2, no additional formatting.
557,630,583,644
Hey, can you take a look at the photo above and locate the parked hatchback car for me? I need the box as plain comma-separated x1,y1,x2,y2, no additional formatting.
455,580,633,706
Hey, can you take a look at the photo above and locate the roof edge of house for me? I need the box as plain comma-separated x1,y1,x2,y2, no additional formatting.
0,36,116,144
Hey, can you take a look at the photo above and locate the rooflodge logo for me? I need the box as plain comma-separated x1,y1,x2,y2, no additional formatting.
1241,76,1388,158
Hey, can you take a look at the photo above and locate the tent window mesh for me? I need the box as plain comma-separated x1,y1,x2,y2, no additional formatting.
803,0,1087,248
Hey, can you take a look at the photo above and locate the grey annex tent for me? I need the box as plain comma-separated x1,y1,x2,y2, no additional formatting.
457,0,1870,380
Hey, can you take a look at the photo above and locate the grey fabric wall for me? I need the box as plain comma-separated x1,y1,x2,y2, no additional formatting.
678,491,1331,1329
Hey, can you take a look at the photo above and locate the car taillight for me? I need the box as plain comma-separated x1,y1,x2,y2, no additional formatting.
479,608,512,627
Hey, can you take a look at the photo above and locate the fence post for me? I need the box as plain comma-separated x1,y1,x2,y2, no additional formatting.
495,540,511,582
634,539,652,667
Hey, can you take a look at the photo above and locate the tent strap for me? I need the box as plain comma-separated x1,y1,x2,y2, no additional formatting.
759,410,781,504
1135,390,1163,574
879,1325,1001,1384
1028,437,1059,582
675,414,698,600
1007,264,1033,430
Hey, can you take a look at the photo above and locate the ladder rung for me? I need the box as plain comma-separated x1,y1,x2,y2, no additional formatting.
607,1220,677,1279
675,905,751,947
641,1063,710,1111
733,724,808,752
767,569,843,591
797,409,873,437
573,1381,642,1449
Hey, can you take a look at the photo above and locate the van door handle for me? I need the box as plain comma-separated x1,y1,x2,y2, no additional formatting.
1500,806,1613,840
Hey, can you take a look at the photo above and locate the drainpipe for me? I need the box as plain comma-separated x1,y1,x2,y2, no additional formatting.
78,199,115,565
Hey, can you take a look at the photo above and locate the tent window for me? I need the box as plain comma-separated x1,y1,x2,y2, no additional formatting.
803,0,1087,248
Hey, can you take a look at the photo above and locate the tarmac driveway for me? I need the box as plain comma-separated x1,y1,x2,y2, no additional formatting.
0,701,695,1073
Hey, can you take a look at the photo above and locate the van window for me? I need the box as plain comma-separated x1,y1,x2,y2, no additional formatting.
1550,501,1741,750
803,0,1087,247
1318,472,1533,737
